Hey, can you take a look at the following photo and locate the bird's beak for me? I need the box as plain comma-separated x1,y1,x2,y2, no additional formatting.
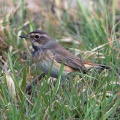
19,35,29,39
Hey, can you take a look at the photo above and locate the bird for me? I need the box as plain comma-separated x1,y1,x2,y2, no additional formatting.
19,30,110,79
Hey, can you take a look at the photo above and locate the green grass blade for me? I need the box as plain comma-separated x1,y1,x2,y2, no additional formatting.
20,67,27,91
51,63,64,101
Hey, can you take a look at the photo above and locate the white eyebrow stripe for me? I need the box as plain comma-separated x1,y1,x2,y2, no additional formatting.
39,34,48,38
30,33,48,38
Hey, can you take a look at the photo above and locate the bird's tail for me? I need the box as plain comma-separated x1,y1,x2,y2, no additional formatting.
83,61,111,70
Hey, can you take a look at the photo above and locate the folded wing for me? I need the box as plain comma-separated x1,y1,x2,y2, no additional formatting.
49,44,88,73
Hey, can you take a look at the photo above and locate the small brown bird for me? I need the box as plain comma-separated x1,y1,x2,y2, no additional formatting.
20,30,110,79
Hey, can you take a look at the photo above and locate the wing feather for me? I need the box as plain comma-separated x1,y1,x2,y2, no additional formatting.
46,43,87,73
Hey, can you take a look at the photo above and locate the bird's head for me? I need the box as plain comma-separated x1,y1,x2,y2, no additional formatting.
19,30,50,50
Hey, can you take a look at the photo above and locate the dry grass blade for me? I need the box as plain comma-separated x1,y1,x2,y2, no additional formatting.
84,41,116,59
5,72,16,98
23,40,32,57
91,42,113,52
59,37,80,44
84,51,105,59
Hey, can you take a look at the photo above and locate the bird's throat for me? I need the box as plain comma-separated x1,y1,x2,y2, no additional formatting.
32,44,39,51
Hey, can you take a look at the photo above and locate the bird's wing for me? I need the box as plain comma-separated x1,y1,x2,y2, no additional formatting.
47,43,87,73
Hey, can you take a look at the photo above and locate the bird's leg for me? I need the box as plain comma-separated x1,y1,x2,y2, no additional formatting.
26,72,46,95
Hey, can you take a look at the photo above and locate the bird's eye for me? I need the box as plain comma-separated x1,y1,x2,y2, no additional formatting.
34,35,40,39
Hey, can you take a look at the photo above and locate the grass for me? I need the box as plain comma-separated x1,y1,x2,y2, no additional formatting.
0,0,120,120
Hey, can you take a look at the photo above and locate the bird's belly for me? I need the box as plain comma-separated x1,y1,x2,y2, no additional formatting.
36,58,68,78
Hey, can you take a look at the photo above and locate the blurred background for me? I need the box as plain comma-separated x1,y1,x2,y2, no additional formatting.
0,0,120,58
